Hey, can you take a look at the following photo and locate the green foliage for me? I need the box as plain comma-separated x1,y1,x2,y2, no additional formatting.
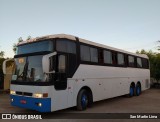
13,36,32,54
157,40,160,51
136,49,160,81
13,37,23,54
0,58,5,73
0,51,4,58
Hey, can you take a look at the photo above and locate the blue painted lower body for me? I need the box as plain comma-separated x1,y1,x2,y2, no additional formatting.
10,95,51,112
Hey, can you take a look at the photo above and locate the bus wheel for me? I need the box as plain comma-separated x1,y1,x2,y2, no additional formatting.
77,89,89,111
129,86,134,97
135,84,141,96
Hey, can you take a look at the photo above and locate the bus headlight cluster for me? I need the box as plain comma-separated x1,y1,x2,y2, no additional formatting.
33,93,48,98
10,90,16,95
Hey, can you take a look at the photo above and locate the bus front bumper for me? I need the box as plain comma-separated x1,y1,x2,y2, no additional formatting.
10,95,51,112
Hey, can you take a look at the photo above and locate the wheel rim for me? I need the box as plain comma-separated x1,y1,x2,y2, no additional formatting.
130,87,134,96
81,94,88,108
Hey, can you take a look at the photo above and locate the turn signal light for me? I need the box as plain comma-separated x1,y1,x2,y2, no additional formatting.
10,90,16,95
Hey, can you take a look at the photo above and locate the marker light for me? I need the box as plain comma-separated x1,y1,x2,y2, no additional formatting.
10,90,16,95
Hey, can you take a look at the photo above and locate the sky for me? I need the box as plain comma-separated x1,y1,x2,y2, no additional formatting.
0,0,160,58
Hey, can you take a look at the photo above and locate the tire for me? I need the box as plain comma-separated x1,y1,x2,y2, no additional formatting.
135,84,141,96
77,89,89,111
129,86,134,97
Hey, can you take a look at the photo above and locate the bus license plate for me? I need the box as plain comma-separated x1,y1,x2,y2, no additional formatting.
20,100,27,104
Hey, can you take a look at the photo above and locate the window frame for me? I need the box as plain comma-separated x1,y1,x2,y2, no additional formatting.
103,50,113,65
136,57,143,68
128,55,135,67
80,43,98,65
117,52,125,66
142,58,149,69
79,42,149,69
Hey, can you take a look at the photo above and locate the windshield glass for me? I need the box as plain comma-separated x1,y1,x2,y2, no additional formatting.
13,55,49,82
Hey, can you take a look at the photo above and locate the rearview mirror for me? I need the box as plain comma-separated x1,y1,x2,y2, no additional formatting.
42,52,57,74
3,59,14,75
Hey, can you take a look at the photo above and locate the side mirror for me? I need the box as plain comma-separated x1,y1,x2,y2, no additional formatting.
3,59,14,75
42,52,57,74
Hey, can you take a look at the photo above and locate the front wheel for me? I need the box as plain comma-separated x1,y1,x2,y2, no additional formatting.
77,89,89,111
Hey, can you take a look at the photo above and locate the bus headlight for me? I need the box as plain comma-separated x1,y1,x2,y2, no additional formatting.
33,93,48,98
33,93,43,98
10,90,16,95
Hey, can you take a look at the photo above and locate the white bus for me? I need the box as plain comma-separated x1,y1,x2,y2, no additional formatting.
3,34,150,112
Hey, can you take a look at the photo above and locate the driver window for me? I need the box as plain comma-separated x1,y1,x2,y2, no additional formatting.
58,55,66,73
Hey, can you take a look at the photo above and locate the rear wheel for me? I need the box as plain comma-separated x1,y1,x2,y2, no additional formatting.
77,89,89,111
135,84,141,96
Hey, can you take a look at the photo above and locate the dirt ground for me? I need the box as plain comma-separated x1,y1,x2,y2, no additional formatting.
0,88,160,122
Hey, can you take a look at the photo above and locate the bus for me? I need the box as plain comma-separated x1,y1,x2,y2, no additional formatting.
3,34,150,112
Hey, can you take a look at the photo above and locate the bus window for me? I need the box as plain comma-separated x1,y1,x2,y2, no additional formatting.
142,58,149,69
117,53,125,65
90,47,98,62
80,45,90,62
58,55,66,73
128,56,135,67
104,50,112,64
56,39,76,54
54,54,67,90
137,58,142,68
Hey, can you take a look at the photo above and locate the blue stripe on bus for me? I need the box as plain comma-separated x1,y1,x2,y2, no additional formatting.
10,95,51,112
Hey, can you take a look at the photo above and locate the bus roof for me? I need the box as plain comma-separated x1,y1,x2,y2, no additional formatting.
18,34,148,59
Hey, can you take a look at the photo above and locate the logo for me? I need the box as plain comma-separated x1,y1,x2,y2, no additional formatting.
2,114,11,119
1,114,42,120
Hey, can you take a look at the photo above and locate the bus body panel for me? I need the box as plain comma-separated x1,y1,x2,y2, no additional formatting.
10,64,150,112
71,64,150,106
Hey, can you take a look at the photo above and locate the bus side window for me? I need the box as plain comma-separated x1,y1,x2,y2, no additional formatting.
137,57,142,68
117,53,125,66
103,50,112,64
142,58,149,69
58,55,66,73
54,54,67,90
128,55,135,67
56,39,76,54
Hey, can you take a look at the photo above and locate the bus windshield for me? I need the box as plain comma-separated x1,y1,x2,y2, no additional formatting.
12,55,49,82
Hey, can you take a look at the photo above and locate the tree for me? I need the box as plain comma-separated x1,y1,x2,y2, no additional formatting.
13,36,32,54
136,49,160,81
13,37,23,54
157,40,160,51
0,51,4,58
27,36,32,40
0,50,5,88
